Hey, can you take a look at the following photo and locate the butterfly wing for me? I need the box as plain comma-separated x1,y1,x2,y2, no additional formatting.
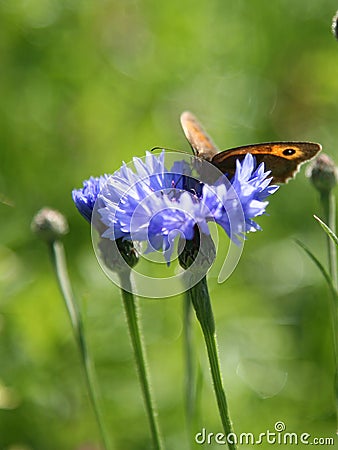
180,111,219,160
212,142,322,183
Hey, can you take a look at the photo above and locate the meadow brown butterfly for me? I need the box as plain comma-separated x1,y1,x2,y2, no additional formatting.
180,111,322,183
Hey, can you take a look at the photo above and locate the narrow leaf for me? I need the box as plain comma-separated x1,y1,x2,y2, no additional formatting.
295,239,338,301
314,214,338,246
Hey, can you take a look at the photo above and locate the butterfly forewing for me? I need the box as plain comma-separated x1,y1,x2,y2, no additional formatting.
211,142,322,183
180,111,219,160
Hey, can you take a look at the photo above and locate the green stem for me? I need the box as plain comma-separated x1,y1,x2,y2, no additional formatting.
183,294,195,440
49,240,112,450
118,273,164,450
320,190,338,427
188,276,236,450
321,190,338,290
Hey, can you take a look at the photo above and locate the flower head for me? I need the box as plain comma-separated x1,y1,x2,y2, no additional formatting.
97,151,278,264
99,154,193,262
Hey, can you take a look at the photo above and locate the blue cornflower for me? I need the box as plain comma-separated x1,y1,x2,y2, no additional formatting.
98,151,278,264
72,175,110,222
215,153,279,237
99,153,193,261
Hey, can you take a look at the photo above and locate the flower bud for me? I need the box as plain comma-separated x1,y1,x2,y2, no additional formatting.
98,237,139,272
307,153,338,193
31,208,69,242
332,11,338,40
178,226,216,273
116,238,139,269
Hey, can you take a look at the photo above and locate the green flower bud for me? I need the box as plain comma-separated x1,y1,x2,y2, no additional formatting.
116,238,139,269
31,208,69,242
98,237,139,272
178,226,216,273
332,10,338,40
307,153,338,193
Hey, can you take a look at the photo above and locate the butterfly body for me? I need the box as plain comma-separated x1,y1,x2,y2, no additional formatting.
180,111,322,183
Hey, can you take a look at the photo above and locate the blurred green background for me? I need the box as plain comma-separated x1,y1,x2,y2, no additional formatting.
1,0,337,449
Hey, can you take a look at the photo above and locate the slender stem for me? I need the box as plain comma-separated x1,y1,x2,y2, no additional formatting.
118,273,164,450
188,276,236,450
320,190,338,427
321,190,338,289
50,240,79,331
183,294,195,440
49,240,112,450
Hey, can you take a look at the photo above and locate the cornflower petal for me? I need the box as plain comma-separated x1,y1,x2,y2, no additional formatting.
72,175,110,222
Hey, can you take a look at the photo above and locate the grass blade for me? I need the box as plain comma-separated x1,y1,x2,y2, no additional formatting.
314,215,338,246
295,239,337,299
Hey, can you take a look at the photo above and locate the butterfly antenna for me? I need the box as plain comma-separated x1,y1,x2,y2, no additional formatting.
150,146,189,155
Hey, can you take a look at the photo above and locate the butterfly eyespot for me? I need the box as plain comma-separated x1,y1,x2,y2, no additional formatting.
283,148,296,156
